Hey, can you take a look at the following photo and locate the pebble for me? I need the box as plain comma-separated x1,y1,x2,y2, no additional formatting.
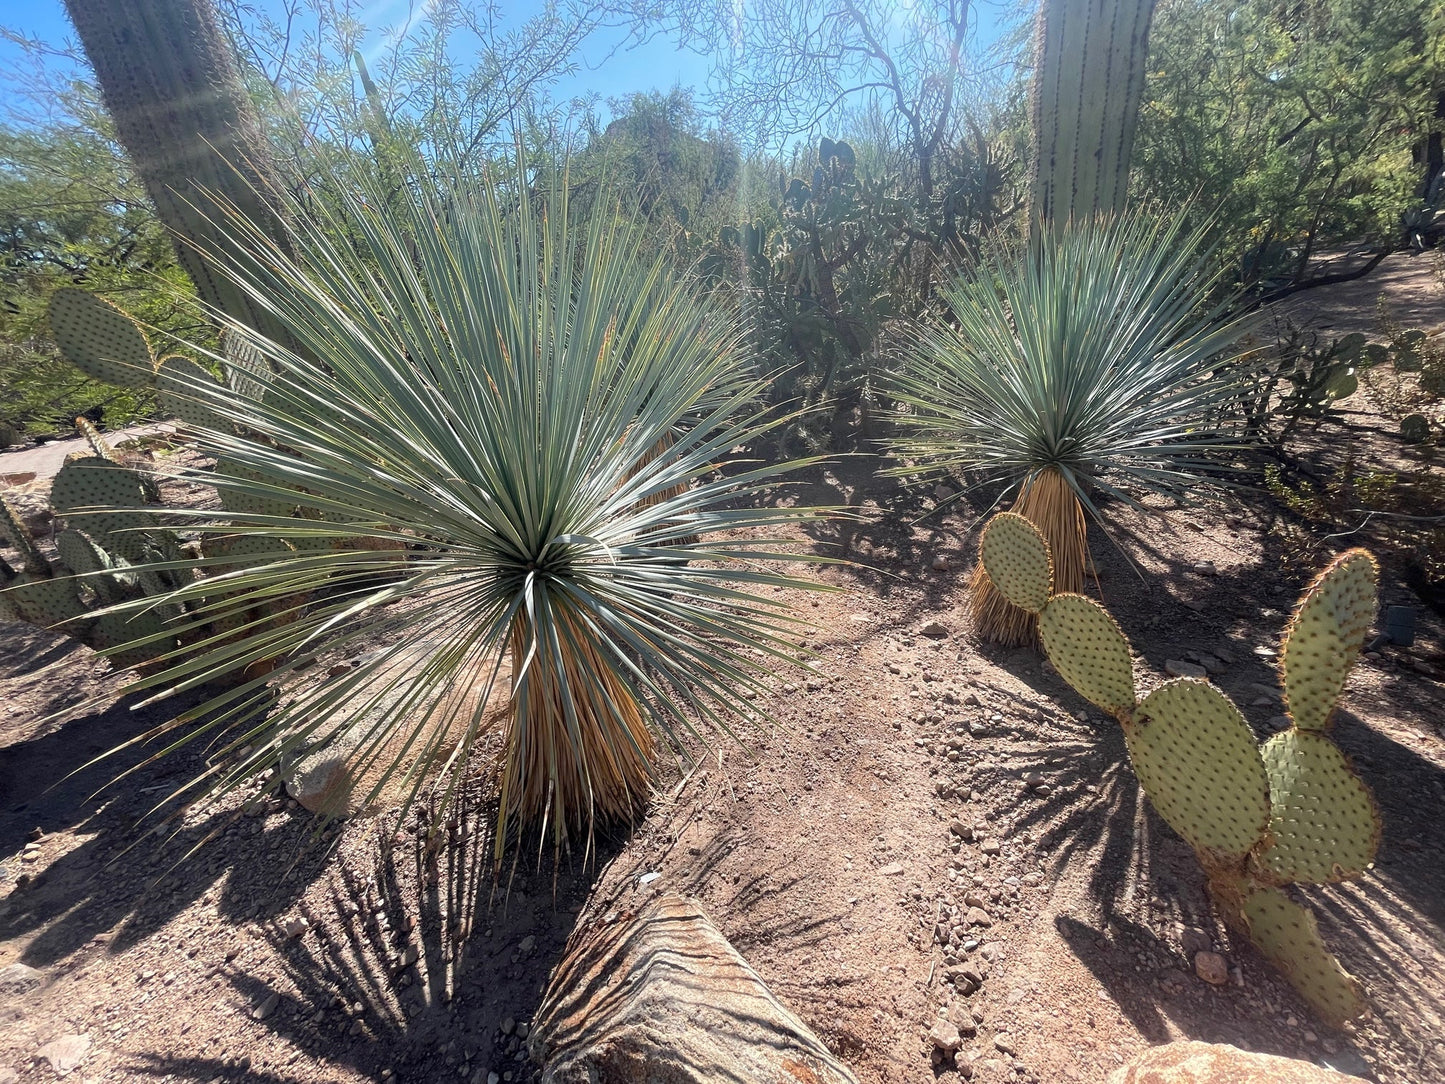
1193,950,1230,985
921,621,950,639
879,863,904,877
36,1034,90,1076
283,916,308,938
518,935,535,954
965,907,993,928
0,964,42,994
253,992,280,1020
993,1033,1016,1055
1193,561,1217,576
1164,659,1207,679
932,555,950,572
1179,927,1211,956
929,1018,963,1054
980,839,1002,856
501,1016,516,1035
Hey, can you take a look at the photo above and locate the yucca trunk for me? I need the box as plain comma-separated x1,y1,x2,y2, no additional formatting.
1030,0,1157,231
502,610,656,850
63,0,295,343
970,467,1087,645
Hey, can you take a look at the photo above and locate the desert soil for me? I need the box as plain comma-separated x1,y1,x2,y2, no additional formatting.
0,255,1443,1084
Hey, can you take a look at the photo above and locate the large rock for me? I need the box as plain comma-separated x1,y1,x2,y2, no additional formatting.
531,893,859,1084
1108,1041,1353,1083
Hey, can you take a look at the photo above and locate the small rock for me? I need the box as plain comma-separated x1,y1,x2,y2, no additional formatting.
934,484,956,502
283,916,308,938
932,555,950,572
253,992,280,1020
1195,653,1227,675
1165,659,1207,679
501,1016,516,1036
929,1019,963,1054
1193,561,1217,576
993,1033,1016,1055
980,839,1002,856
518,935,535,954
1193,950,1229,985
0,963,42,994
848,613,871,624
1179,927,1211,956
879,862,904,877
921,621,949,639
965,907,993,928
36,1034,89,1077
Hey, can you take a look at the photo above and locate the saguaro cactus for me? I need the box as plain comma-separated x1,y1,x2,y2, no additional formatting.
61,0,294,345
978,511,1382,1026
1030,0,1158,229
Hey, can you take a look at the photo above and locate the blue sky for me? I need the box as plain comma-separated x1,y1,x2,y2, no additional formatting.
1,1,1011,128
1,3,713,120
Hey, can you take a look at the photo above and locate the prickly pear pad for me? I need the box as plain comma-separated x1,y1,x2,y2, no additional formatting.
49,457,159,563
1126,679,1271,865
47,288,153,389
1258,729,1380,885
1038,593,1136,715
979,512,1052,614
1282,549,1376,731
156,355,230,432
1241,885,1364,1028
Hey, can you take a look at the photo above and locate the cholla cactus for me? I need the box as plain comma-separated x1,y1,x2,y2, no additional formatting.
977,511,1382,1027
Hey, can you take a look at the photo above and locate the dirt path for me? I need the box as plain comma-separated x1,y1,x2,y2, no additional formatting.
0,425,176,485
2,457,1442,1084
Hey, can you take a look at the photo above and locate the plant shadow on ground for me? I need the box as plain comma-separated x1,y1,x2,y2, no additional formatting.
944,490,1445,1061
0,630,628,1081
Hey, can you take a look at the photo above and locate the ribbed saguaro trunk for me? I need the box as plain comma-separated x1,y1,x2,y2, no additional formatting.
1030,0,1157,230
62,0,294,340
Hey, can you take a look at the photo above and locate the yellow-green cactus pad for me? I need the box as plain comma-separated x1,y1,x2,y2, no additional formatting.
214,459,300,519
1257,729,1380,885
50,457,159,563
156,355,229,432
1282,549,1376,731
1127,679,1271,867
1038,593,1136,715
1241,885,1365,1027
979,512,1052,614
48,288,153,389
7,572,89,628
92,605,176,669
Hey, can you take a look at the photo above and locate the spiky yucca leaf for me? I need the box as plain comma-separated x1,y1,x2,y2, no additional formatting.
98,155,829,861
889,214,1257,510
887,213,1258,643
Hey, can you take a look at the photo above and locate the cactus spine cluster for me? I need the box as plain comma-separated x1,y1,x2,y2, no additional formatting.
977,511,1382,1027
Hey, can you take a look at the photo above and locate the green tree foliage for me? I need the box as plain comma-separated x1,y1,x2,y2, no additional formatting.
0,117,199,436
1133,0,1445,289
572,90,742,245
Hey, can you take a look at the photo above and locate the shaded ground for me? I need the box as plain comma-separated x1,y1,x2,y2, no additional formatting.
1,263,1443,1083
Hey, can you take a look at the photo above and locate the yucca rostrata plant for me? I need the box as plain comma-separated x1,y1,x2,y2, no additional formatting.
71,150,827,863
977,511,1382,1027
888,213,1258,646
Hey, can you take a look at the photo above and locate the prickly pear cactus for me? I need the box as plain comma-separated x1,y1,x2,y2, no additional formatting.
47,288,154,389
976,513,1383,1027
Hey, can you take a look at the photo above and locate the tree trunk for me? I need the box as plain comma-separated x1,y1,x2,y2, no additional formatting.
1030,0,1158,232
62,0,295,342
